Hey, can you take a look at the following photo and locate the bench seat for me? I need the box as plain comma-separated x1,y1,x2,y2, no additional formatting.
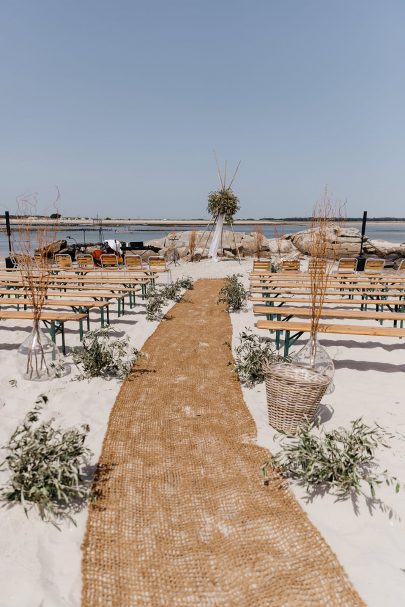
0,310,88,354
256,319,405,356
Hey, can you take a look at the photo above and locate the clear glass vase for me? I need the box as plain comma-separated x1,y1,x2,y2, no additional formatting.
292,334,335,394
17,323,63,381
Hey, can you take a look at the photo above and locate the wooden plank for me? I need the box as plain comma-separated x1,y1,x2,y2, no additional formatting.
256,319,405,337
250,288,405,297
0,298,109,309
253,305,405,321
251,296,405,306
0,288,125,299
0,310,87,321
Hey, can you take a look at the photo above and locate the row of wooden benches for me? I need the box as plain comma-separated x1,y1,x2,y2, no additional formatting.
251,273,405,355
0,273,155,354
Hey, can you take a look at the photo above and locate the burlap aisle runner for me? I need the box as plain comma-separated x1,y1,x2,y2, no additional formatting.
82,279,364,607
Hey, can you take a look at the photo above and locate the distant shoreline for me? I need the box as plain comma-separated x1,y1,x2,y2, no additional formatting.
1,217,405,232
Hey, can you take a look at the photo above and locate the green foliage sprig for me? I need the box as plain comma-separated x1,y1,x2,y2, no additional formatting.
146,278,194,321
234,329,289,386
0,395,92,526
262,418,401,500
217,274,248,312
207,188,240,223
72,326,141,379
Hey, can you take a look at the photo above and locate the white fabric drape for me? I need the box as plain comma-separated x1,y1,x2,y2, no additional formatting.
208,214,224,262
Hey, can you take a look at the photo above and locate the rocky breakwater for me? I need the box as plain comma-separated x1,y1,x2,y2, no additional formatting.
288,226,405,264
144,230,298,260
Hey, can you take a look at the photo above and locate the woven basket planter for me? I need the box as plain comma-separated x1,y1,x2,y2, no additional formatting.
263,362,331,434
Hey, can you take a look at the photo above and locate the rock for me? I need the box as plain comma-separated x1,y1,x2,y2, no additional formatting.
36,239,67,258
267,237,296,255
364,239,405,257
144,238,166,250
290,226,364,259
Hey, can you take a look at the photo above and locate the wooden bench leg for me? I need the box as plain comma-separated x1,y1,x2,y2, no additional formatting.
79,318,83,341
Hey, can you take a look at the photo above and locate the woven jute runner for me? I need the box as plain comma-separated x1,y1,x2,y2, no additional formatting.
81,279,364,607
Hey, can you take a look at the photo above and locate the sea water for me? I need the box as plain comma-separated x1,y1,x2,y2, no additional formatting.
1,222,404,258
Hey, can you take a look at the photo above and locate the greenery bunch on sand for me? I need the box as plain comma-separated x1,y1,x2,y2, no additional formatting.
233,329,289,386
0,395,92,527
217,274,247,312
145,277,194,321
72,326,142,380
261,418,401,501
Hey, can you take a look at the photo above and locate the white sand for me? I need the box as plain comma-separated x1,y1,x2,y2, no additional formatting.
0,258,404,607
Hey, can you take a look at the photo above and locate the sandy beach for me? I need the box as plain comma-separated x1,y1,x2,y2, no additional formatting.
0,258,404,606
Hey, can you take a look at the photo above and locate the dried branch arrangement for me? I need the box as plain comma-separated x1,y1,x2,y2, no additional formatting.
12,192,61,380
188,230,197,261
253,228,265,259
306,191,344,364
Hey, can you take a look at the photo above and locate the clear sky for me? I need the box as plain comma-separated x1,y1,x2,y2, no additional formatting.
1,0,404,218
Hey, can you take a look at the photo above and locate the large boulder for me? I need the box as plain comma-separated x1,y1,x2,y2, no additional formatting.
36,239,67,258
144,238,166,251
364,239,405,257
289,226,363,259
267,237,297,255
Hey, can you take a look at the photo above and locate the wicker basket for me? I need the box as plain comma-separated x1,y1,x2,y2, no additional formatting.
263,362,331,434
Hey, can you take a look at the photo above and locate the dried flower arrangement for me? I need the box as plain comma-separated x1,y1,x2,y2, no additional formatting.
207,157,241,223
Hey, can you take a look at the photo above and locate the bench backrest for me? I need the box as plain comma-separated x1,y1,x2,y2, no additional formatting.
55,254,73,269
76,254,94,269
100,254,118,268
337,258,357,272
308,258,327,272
149,256,167,272
281,259,300,272
125,254,143,269
253,260,271,272
364,258,385,273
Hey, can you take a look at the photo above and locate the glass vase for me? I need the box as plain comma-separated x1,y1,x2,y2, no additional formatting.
17,323,63,381
292,334,335,394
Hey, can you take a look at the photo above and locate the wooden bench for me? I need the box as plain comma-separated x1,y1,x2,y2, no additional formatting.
251,295,405,312
255,319,405,356
0,281,140,308
0,288,128,316
251,288,405,300
0,297,110,329
254,304,405,327
0,310,88,354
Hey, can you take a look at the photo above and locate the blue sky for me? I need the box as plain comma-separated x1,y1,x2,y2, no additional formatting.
1,0,404,218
